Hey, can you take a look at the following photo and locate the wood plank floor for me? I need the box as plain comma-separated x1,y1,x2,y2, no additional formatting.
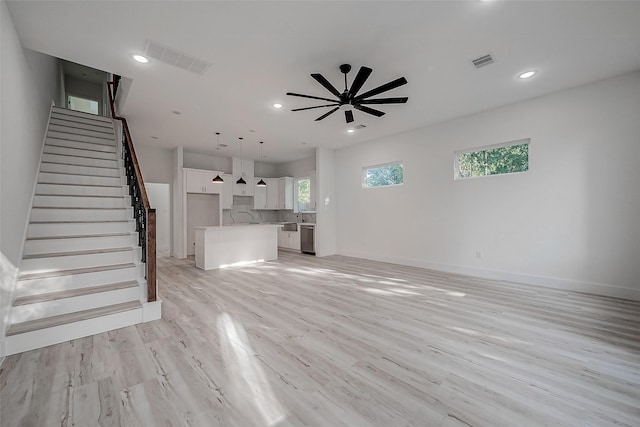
1,252,639,426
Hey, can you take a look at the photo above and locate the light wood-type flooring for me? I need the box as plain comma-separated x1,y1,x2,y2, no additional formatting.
2,252,639,426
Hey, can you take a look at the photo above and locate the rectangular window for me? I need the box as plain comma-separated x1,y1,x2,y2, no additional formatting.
68,95,99,115
296,177,311,212
455,139,529,180
363,162,404,188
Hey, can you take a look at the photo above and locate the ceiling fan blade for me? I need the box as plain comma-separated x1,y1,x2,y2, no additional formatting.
286,92,339,103
347,66,372,99
291,104,339,112
358,97,408,105
353,77,408,102
311,73,342,98
315,106,340,121
353,104,385,117
345,110,354,123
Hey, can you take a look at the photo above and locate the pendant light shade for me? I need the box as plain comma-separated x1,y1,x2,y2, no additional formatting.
236,137,246,184
257,141,267,186
212,132,224,183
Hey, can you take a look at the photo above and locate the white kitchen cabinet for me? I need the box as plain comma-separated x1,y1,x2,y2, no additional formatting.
185,169,224,194
233,176,255,196
309,172,317,212
221,174,233,209
277,228,300,251
266,178,279,209
232,157,254,180
253,177,267,209
278,177,293,210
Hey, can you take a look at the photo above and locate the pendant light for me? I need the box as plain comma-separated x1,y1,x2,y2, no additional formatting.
212,132,224,183
257,141,267,187
236,137,246,185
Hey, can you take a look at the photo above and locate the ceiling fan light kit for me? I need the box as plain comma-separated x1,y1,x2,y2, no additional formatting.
287,64,408,123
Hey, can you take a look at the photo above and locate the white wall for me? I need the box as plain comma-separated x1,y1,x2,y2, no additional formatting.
276,156,315,178
335,71,640,300
146,183,171,257
183,151,232,173
316,148,337,257
1,0,62,361
136,145,173,184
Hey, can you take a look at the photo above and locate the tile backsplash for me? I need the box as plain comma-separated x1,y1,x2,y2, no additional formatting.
222,197,316,224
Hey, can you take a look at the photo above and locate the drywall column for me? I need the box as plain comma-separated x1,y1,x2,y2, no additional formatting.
172,147,185,258
315,147,337,256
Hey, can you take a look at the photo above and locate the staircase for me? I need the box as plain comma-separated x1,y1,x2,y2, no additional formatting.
4,107,160,355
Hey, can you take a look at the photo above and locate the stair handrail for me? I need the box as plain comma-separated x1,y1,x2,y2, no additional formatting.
107,80,157,303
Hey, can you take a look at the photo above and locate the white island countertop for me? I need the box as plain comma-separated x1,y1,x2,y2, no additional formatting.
194,224,281,270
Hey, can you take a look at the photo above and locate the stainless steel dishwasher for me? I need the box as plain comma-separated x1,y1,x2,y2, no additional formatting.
300,224,315,254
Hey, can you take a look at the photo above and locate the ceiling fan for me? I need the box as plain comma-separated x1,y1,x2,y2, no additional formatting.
286,64,408,123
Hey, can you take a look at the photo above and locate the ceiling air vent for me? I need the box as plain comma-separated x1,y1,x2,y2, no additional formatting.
471,54,495,69
144,40,211,75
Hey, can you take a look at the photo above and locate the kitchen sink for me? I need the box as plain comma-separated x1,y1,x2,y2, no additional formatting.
282,222,297,231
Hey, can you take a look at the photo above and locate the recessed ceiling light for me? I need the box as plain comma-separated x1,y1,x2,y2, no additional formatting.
347,129,355,134
518,70,537,79
273,103,283,109
132,54,149,63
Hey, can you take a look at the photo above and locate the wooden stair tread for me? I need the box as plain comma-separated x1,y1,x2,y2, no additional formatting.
6,300,141,336
37,170,122,178
13,281,138,306
37,182,123,189
19,263,137,280
23,247,132,260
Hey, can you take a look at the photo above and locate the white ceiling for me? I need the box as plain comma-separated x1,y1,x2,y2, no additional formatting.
7,1,640,163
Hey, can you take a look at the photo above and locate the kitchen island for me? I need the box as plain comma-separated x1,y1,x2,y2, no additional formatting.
194,224,282,270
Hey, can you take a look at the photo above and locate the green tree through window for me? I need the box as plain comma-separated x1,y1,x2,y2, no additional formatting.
297,178,311,211
457,141,529,179
364,163,403,188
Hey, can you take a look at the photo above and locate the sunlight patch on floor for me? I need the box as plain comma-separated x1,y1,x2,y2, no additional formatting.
217,313,286,426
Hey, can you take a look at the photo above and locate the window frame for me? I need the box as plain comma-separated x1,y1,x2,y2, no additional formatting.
362,161,404,189
454,138,530,180
294,176,312,213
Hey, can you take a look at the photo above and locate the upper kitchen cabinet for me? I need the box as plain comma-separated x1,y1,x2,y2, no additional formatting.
221,174,233,209
232,157,254,179
254,177,267,209
185,168,224,194
265,178,279,209
233,176,255,196
278,177,294,210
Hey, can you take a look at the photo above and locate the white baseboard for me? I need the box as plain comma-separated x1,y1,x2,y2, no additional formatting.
337,249,640,302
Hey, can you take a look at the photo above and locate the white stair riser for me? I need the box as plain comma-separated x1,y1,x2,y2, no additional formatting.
10,286,140,324
48,124,114,139
33,195,126,208
21,249,135,273
27,220,134,238
44,145,118,160
29,207,132,222
46,138,116,153
4,307,143,356
38,172,124,186
36,183,126,197
50,118,114,133
24,234,135,255
52,107,113,123
16,264,142,297
47,131,115,146
40,162,121,177
42,153,119,169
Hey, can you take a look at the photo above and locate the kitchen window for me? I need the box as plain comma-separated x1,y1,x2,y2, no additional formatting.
362,162,403,188
454,139,529,180
295,177,311,212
